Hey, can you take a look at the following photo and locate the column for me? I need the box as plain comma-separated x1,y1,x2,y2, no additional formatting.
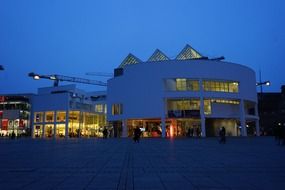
65,110,69,139
199,79,206,137
53,111,57,139
42,124,45,139
161,98,166,138
122,119,128,137
199,97,206,137
255,103,260,136
239,99,247,136
42,112,46,138
161,116,166,138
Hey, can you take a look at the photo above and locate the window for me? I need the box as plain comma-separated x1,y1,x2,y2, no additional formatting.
203,80,239,93
165,78,199,91
204,100,211,115
112,104,123,115
56,111,66,122
34,112,43,123
45,111,54,122
167,99,200,111
95,104,104,113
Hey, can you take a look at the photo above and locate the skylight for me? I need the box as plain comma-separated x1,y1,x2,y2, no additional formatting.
148,49,170,62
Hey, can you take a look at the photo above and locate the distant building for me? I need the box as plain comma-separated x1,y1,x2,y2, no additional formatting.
107,44,259,137
0,94,33,137
31,84,107,138
258,85,285,135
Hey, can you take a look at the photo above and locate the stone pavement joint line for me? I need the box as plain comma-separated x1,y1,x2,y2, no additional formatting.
0,137,285,190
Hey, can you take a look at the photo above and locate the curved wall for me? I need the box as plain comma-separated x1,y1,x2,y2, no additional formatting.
107,60,257,121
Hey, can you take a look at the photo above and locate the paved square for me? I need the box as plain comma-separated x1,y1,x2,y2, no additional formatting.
0,137,284,190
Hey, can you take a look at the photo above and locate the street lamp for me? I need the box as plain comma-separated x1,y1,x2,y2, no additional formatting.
256,70,270,135
256,81,270,93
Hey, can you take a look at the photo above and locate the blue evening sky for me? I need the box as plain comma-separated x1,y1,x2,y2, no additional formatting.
0,0,284,93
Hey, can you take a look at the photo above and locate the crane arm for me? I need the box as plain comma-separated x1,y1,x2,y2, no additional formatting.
28,72,107,87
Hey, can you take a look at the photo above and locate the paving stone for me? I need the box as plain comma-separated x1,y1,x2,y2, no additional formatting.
0,137,284,190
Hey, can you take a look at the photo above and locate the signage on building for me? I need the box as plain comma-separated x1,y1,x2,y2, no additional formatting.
1,119,8,130
0,96,5,102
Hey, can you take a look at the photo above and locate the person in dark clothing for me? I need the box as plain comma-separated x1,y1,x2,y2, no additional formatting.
133,127,141,143
103,127,108,139
219,127,226,144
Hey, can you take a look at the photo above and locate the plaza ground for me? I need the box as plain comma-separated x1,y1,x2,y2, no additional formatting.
0,137,284,190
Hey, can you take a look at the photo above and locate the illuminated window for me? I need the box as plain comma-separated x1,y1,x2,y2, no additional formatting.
69,111,80,122
167,99,200,111
44,124,54,138
34,112,43,123
204,100,211,115
203,80,239,93
95,104,104,113
112,104,123,115
56,111,66,122
45,111,54,122
176,79,187,90
33,124,43,137
56,124,65,137
165,78,199,91
211,99,239,104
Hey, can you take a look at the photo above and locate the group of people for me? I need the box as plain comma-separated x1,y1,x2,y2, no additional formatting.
187,127,201,137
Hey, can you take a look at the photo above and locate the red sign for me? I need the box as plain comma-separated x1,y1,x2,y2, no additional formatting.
19,120,24,128
0,96,5,102
1,119,8,130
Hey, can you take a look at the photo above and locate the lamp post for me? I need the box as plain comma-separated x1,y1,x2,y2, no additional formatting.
256,70,270,135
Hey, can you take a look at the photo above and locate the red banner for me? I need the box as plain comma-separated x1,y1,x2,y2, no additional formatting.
1,119,8,130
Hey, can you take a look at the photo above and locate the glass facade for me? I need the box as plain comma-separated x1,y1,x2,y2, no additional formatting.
33,110,107,138
56,111,66,122
167,99,200,118
203,81,239,93
45,111,54,122
44,124,54,138
165,79,199,91
34,112,43,123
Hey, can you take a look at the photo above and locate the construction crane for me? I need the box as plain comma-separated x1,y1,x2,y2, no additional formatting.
28,72,107,87
0,65,4,70
85,72,113,77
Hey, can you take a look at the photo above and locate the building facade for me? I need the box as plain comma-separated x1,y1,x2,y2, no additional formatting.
0,94,33,137
107,45,259,137
258,85,285,135
31,84,107,138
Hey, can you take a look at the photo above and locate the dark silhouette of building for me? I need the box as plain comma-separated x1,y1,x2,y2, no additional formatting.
258,85,285,135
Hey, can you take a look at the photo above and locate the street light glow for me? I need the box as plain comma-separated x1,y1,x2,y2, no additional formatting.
33,75,40,80
49,76,56,80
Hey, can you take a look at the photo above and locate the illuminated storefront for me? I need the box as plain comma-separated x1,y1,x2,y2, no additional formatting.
107,44,259,137
32,85,107,138
0,95,32,137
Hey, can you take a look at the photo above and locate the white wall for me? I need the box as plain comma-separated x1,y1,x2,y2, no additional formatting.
107,60,257,121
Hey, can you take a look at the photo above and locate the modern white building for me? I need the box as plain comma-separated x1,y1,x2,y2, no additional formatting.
31,84,107,138
107,44,259,137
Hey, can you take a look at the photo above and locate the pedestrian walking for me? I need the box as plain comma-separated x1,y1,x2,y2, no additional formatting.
133,127,141,143
103,127,108,139
219,127,226,144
